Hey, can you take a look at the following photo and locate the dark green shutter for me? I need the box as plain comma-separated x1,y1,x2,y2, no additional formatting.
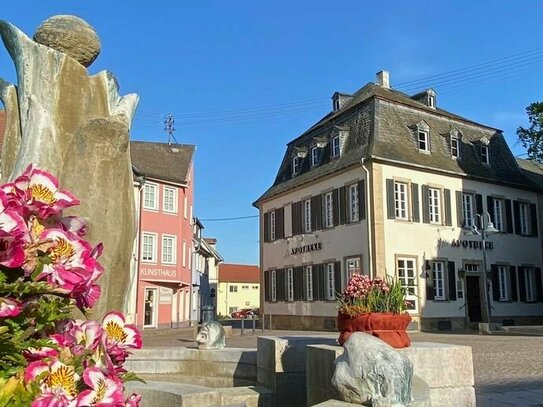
311,196,319,231
486,196,494,224
535,267,543,302
318,264,326,300
530,203,538,237
491,264,499,301
264,212,270,242
475,194,483,218
339,186,347,224
510,266,518,302
421,185,430,224
264,271,270,302
505,199,513,233
518,267,526,302
276,207,284,239
293,267,303,301
456,191,464,227
386,179,395,219
448,261,456,300
334,261,342,297
358,180,366,220
444,189,452,226
333,189,340,226
513,201,521,235
411,183,420,223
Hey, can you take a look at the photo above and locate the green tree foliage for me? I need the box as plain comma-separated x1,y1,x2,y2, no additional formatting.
517,102,543,162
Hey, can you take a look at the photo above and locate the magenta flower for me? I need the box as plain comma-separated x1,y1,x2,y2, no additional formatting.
125,393,142,407
0,190,27,268
76,367,125,406
102,312,142,351
0,297,22,317
65,320,103,355
25,359,79,407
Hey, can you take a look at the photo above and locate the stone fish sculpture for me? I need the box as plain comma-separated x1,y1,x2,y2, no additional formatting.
0,15,138,318
195,321,226,350
332,332,413,407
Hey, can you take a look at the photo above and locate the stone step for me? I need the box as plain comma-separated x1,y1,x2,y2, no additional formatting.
125,380,221,407
217,386,274,407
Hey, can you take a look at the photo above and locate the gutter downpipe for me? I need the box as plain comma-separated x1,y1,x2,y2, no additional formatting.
360,158,374,279
134,175,146,328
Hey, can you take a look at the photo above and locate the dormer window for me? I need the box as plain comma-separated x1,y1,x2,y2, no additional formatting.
415,121,430,152
311,146,320,167
450,130,460,159
331,135,340,158
428,94,435,108
292,156,301,175
333,98,340,112
481,145,490,165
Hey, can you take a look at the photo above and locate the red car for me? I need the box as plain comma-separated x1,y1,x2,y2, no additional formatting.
231,308,253,318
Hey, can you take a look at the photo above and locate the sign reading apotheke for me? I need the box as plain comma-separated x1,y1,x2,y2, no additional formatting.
439,239,494,250
291,242,322,255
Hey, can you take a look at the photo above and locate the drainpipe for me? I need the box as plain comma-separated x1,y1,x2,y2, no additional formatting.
134,175,146,328
360,159,374,279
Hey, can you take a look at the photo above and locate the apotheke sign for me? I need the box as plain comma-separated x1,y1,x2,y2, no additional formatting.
290,242,322,255
439,239,494,250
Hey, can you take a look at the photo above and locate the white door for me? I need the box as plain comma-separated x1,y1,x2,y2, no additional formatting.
144,288,158,328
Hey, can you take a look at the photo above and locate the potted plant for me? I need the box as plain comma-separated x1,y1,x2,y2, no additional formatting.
337,274,412,348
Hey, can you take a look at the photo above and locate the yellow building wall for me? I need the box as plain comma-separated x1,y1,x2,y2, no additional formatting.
217,281,260,317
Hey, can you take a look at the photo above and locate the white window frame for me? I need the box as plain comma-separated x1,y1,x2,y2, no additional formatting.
311,147,319,167
418,130,429,152
346,257,361,280
325,192,334,228
270,210,276,241
394,182,408,220
141,232,157,263
349,183,359,222
493,198,503,232
326,263,335,300
271,270,277,301
428,94,436,108
497,265,509,301
287,268,294,301
304,199,312,233
481,145,490,165
306,265,313,301
229,285,238,293
182,239,187,268
428,188,441,224
163,186,178,213
143,183,158,210
183,195,188,219
462,193,474,228
525,267,535,302
331,135,340,158
161,234,177,265
292,156,301,175
519,202,529,235
397,257,417,311
143,287,158,328
451,136,460,159
432,261,445,300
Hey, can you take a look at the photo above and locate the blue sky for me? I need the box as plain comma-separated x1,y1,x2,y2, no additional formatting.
1,1,542,265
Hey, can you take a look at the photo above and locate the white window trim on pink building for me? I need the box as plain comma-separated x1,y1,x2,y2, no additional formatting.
143,182,159,211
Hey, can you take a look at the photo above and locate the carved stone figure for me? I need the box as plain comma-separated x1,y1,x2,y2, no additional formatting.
195,321,226,350
332,332,413,407
0,16,138,318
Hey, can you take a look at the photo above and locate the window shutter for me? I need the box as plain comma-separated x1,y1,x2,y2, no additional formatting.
339,186,347,225
302,267,308,301
513,201,521,235
411,183,420,223
491,264,499,302
447,261,456,301
475,194,483,218
518,267,526,302
530,203,538,237
486,196,494,223
505,199,513,233
358,180,366,220
421,184,430,224
264,271,270,302
444,189,452,226
276,207,284,239
425,268,434,301
510,266,518,302
386,179,395,219
334,261,342,296
279,269,287,301
535,267,543,302
456,191,464,227
333,189,340,226
293,267,303,301
291,201,302,236
264,212,270,243
312,265,320,301
318,264,326,300
311,196,319,231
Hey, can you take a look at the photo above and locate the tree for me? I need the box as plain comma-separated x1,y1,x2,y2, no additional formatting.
517,102,543,162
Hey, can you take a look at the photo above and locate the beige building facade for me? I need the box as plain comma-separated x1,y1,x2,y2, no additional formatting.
254,72,543,331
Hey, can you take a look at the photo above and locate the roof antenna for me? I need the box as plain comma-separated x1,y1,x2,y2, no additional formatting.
163,113,178,145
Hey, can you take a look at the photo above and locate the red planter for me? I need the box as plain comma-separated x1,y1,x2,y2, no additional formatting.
337,312,412,348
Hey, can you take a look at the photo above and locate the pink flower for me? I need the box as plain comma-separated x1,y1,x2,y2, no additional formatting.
0,190,27,268
25,359,79,406
101,312,142,368
14,164,79,218
125,393,141,407
65,320,103,355
76,367,124,406
0,297,22,317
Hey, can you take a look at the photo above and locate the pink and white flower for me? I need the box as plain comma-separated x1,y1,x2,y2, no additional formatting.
0,297,22,317
65,320,103,355
25,359,79,407
102,312,142,351
0,190,27,268
76,367,125,406
125,393,142,407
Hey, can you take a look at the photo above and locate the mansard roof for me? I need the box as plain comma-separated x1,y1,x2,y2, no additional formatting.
254,82,537,206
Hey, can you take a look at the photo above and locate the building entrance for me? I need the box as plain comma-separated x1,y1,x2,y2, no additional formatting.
466,276,482,322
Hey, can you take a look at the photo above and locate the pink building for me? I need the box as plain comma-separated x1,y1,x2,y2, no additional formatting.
130,141,195,329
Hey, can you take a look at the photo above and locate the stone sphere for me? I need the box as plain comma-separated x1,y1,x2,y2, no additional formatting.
33,15,101,67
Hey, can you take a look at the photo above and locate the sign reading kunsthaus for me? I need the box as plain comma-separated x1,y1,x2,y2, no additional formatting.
291,242,322,255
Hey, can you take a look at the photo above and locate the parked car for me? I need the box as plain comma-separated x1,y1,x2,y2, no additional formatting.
230,308,253,318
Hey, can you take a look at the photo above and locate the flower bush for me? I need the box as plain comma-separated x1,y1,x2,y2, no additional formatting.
0,165,142,406
337,274,409,318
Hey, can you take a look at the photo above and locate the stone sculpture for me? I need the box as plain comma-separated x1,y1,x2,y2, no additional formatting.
0,16,138,318
332,332,413,407
195,321,227,350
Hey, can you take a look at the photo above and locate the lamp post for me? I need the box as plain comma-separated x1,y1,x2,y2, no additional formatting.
464,212,498,324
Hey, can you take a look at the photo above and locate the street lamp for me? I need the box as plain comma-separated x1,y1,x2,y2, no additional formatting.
464,212,498,324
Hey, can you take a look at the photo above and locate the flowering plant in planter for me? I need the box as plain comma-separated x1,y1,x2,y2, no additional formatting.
0,165,142,406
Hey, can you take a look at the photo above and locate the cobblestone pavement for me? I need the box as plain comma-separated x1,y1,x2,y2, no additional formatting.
142,328,543,406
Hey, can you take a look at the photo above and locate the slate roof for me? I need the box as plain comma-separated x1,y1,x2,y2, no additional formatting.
219,263,260,283
516,158,543,188
130,141,195,185
254,81,538,205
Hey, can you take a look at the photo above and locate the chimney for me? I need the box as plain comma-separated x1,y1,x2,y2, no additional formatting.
376,70,390,89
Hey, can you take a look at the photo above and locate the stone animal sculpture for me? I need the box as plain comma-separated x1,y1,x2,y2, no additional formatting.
0,16,138,318
195,321,226,350
332,332,413,407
